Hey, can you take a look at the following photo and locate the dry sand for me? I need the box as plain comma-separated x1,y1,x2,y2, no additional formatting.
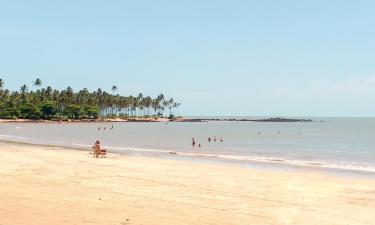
1,142,375,225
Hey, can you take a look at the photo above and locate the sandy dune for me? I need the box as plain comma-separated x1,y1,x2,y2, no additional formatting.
1,142,375,225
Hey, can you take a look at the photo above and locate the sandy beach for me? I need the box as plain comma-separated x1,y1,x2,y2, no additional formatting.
1,142,375,225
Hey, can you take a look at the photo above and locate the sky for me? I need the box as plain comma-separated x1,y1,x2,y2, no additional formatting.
1,0,375,117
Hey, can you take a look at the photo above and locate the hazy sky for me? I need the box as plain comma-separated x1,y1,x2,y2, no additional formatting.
1,1,374,117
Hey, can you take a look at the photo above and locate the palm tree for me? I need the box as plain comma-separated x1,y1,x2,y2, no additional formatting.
19,84,29,104
168,98,174,116
33,78,42,88
162,100,169,117
111,85,118,93
174,102,181,117
20,84,28,94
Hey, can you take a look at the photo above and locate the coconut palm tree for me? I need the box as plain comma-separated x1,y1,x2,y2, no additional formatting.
162,100,169,117
111,85,118,93
33,78,42,88
168,98,174,117
20,84,28,94
174,102,181,117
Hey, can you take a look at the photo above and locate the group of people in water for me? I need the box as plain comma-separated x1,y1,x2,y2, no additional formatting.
98,125,114,131
192,136,223,148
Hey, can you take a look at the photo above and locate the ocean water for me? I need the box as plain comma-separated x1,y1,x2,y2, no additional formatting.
1,117,375,174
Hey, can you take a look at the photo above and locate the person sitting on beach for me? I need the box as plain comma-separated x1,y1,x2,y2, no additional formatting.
93,140,101,158
92,140,107,158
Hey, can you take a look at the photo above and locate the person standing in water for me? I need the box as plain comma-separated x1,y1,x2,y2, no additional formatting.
192,138,196,148
220,137,223,142
214,136,217,142
208,137,211,142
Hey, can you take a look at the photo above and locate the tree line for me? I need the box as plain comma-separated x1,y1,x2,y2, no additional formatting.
0,78,181,120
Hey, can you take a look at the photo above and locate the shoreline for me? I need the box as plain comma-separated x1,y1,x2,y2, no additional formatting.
2,139,375,178
1,141,375,224
0,117,317,123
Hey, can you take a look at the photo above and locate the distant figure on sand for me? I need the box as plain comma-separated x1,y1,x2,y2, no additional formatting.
93,140,101,158
192,138,196,148
92,140,106,158
208,137,211,142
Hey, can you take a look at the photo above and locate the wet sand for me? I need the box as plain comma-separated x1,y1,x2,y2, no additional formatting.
1,142,375,225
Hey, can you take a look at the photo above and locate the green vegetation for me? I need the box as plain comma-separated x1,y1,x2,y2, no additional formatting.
0,78,181,120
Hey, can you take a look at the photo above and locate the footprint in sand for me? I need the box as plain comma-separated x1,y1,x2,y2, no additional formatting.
120,219,130,225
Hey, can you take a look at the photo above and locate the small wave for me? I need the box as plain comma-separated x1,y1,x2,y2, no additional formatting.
0,134,27,139
73,143,175,154
72,143,375,173
178,153,375,173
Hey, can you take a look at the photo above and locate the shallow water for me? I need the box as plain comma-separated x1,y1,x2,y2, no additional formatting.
1,117,375,174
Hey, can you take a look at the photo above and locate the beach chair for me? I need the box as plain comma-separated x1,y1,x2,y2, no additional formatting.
91,147,107,158
99,149,107,158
